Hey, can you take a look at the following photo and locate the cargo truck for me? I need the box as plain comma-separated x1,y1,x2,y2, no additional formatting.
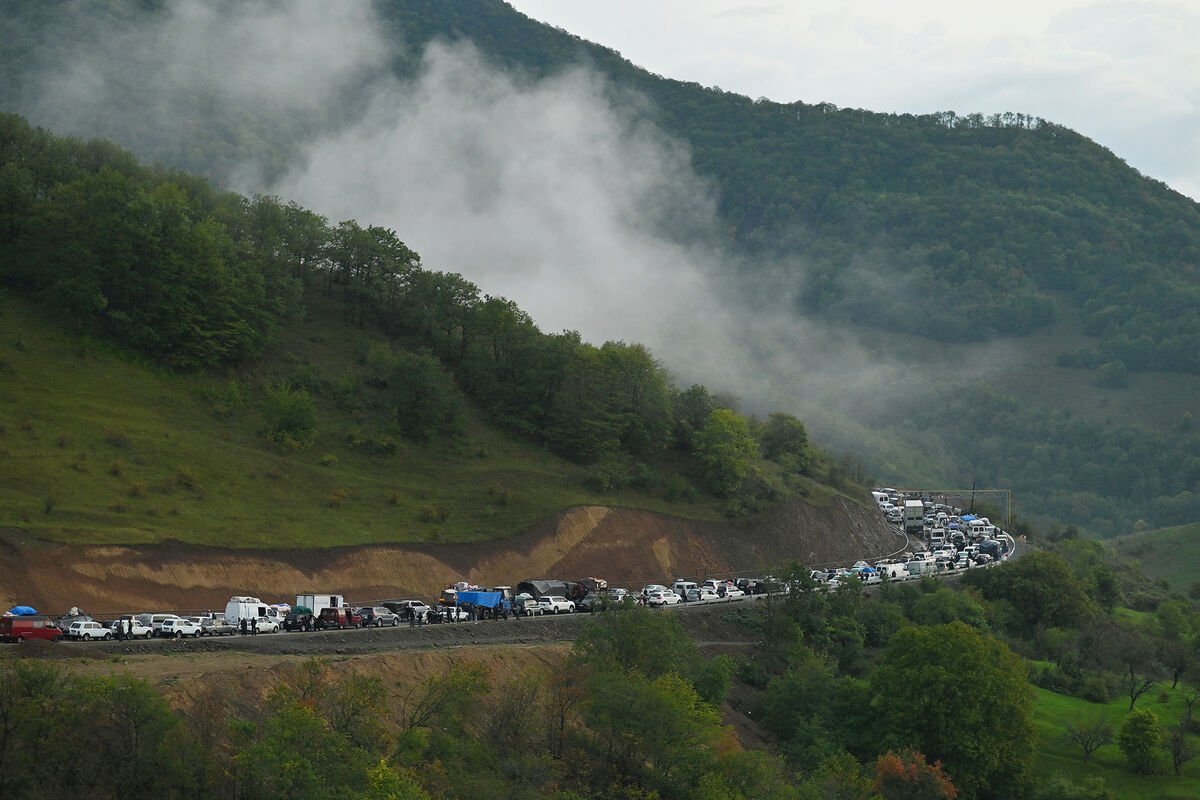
295,593,345,615
904,500,925,534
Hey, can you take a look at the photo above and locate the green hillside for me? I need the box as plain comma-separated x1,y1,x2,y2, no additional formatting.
0,0,1197,535
1111,524,1200,594
0,290,730,547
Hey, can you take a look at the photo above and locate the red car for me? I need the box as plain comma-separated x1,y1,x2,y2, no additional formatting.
0,616,64,643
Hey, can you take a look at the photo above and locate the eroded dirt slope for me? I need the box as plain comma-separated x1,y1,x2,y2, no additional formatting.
0,494,899,614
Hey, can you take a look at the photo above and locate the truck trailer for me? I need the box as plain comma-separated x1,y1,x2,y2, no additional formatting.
295,593,345,615
903,500,925,534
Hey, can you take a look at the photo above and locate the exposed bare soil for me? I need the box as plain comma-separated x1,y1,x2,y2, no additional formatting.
0,495,899,615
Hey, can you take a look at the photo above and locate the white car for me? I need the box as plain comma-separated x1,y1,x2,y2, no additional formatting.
646,590,681,607
685,587,720,602
68,620,111,640
721,585,745,598
537,596,575,614
160,618,202,638
110,619,153,639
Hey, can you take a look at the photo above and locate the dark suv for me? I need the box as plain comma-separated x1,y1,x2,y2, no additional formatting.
283,610,315,632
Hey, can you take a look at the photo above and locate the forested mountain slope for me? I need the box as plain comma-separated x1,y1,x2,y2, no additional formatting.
0,0,1197,534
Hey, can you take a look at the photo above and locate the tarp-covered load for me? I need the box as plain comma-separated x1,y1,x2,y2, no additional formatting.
7,606,37,616
517,580,570,599
456,591,502,609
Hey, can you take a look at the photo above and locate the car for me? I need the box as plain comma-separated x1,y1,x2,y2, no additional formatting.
433,606,471,622
143,613,184,637
316,607,362,629
537,596,575,614
576,595,603,613
685,587,720,602
646,589,681,607
382,599,433,623
198,617,236,636
160,618,202,638
514,598,543,617
721,584,745,598
358,607,400,627
283,611,315,631
67,620,111,640
109,618,153,639
1,616,64,643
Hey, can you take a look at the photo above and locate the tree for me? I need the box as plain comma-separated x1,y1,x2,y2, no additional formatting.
909,587,988,630
1064,716,1113,764
260,383,317,449
1158,638,1193,689
874,749,958,800
573,605,697,680
758,412,813,474
1084,624,1161,710
962,551,1093,633
1117,708,1162,775
1164,724,1196,777
693,408,759,496
672,384,717,450
388,350,462,441
869,622,1035,799
583,670,725,792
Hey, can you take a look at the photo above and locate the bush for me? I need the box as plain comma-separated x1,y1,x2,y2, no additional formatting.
1118,708,1162,774
663,475,698,502
261,384,316,449
1094,360,1129,388
1032,774,1114,800
1079,675,1111,704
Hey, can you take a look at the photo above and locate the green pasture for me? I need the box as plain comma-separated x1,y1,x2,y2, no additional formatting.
1032,685,1199,798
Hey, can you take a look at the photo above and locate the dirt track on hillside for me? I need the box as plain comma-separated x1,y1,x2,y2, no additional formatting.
0,495,900,614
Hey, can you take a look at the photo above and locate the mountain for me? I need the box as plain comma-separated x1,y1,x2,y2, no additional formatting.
0,0,1197,535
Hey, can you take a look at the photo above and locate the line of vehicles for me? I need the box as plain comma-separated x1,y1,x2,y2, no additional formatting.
2,490,1015,645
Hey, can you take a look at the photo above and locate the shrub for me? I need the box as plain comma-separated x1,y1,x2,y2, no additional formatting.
1118,708,1162,774
260,384,316,449
663,475,698,502
103,427,130,448
1094,360,1129,388
418,504,448,523
325,488,348,508
318,453,338,467
128,481,147,498
1080,675,1111,704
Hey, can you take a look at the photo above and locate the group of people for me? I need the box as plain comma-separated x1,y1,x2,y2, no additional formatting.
238,617,258,635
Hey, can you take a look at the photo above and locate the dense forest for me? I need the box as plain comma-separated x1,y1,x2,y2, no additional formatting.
0,0,1198,534
2,538,1197,799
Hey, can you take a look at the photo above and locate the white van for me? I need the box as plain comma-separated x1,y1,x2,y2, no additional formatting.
224,596,282,631
871,491,889,505
673,580,699,601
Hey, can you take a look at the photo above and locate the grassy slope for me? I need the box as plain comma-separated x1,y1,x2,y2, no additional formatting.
0,290,725,548
1032,685,1199,798
1110,524,1200,593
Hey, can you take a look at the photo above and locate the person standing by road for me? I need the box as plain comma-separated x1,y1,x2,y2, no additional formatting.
250,617,258,636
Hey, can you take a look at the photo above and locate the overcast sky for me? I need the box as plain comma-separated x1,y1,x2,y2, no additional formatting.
510,0,1200,201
